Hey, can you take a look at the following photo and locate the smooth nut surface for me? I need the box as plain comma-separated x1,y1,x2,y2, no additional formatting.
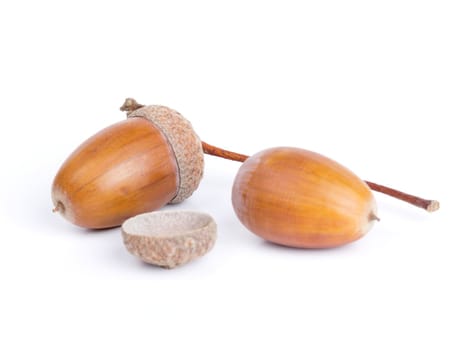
122,211,217,268
52,118,179,229
232,147,377,248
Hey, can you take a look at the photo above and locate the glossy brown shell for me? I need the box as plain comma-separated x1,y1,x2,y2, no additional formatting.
52,118,179,229
232,147,377,248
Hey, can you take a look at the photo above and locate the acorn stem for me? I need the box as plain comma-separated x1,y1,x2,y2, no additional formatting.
201,141,439,212
120,98,145,115
201,142,249,162
364,181,439,212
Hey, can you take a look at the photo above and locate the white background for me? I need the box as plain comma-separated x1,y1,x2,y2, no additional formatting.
1,1,471,349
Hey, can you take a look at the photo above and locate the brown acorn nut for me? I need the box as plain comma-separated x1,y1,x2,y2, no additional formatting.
52,99,203,229
231,147,378,248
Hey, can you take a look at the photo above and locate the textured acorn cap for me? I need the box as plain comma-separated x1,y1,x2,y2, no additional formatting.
122,211,217,268
123,100,204,204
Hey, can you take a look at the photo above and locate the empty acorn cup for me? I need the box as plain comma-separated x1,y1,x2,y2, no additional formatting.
121,211,217,268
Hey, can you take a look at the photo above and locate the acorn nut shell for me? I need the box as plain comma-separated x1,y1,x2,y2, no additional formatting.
52,118,180,229
121,211,217,268
232,147,378,248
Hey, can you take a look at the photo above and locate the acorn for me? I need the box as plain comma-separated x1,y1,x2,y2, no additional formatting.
203,145,439,249
52,99,203,229
231,147,378,248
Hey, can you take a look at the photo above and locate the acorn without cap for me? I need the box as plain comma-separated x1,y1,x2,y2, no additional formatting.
231,147,379,248
51,98,204,229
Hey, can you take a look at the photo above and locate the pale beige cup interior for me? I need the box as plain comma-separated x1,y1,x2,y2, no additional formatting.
122,211,215,237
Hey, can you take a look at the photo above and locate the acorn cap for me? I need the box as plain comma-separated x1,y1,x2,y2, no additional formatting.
122,99,204,204
121,211,217,268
